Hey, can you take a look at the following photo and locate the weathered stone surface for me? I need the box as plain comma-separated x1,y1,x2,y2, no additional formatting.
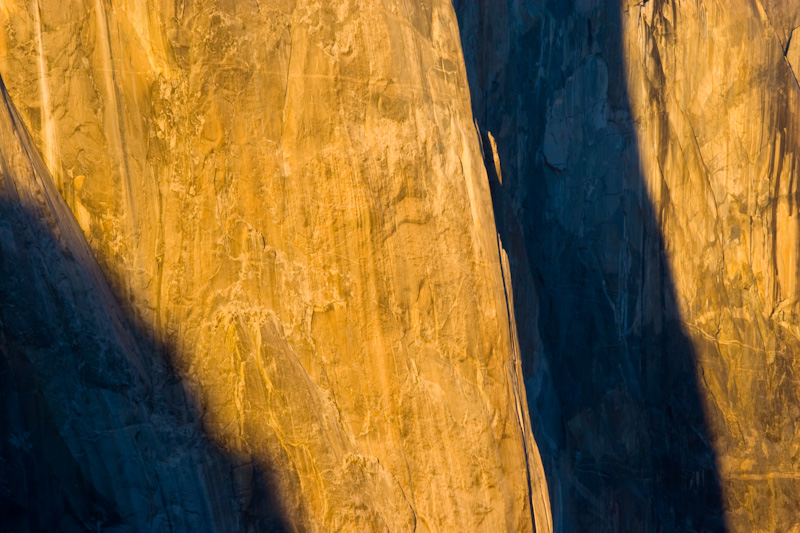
0,76,263,532
7,0,797,530
625,3,800,530
0,1,548,531
456,0,800,531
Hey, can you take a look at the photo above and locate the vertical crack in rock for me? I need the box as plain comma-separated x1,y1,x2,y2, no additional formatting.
497,231,553,533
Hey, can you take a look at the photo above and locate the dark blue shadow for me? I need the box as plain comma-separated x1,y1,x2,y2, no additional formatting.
454,1,727,531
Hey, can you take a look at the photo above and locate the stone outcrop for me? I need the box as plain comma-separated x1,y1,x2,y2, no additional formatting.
0,1,548,531
455,0,800,531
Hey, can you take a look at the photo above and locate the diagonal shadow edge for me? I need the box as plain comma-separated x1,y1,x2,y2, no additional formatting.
0,73,289,532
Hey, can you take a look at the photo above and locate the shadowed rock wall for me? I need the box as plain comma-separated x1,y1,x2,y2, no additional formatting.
455,0,800,531
5,0,797,530
0,75,280,532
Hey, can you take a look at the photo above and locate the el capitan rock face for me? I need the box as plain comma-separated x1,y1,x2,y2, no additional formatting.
456,0,800,531
624,3,800,530
0,76,270,532
3,0,800,531
0,1,548,532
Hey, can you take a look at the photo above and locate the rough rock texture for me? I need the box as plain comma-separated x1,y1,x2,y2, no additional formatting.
0,76,265,532
5,0,797,530
625,2,800,531
0,1,549,531
455,0,800,531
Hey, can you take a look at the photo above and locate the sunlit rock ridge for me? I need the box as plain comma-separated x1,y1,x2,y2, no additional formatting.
0,0,798,532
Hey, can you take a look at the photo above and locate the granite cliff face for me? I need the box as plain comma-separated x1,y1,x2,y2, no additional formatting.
455,0,800,531
625,3,800,530
0,77,262,532
3,0,800,531
0,1,548,531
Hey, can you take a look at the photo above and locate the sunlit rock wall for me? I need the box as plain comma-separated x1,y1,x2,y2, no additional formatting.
624,2,800,530
0,77,249,532
456,0,800,531
0,1,549,531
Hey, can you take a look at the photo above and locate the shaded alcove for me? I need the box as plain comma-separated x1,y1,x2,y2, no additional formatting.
453,1,727,531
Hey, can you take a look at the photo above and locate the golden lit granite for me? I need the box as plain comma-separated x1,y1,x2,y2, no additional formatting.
624,2,800,530
0,73,256,532
0,1,549,531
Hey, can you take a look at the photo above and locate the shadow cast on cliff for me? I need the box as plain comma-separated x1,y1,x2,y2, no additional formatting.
0,93,289,532
0,196,290,533
455,1,726,531
116,308,292,533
